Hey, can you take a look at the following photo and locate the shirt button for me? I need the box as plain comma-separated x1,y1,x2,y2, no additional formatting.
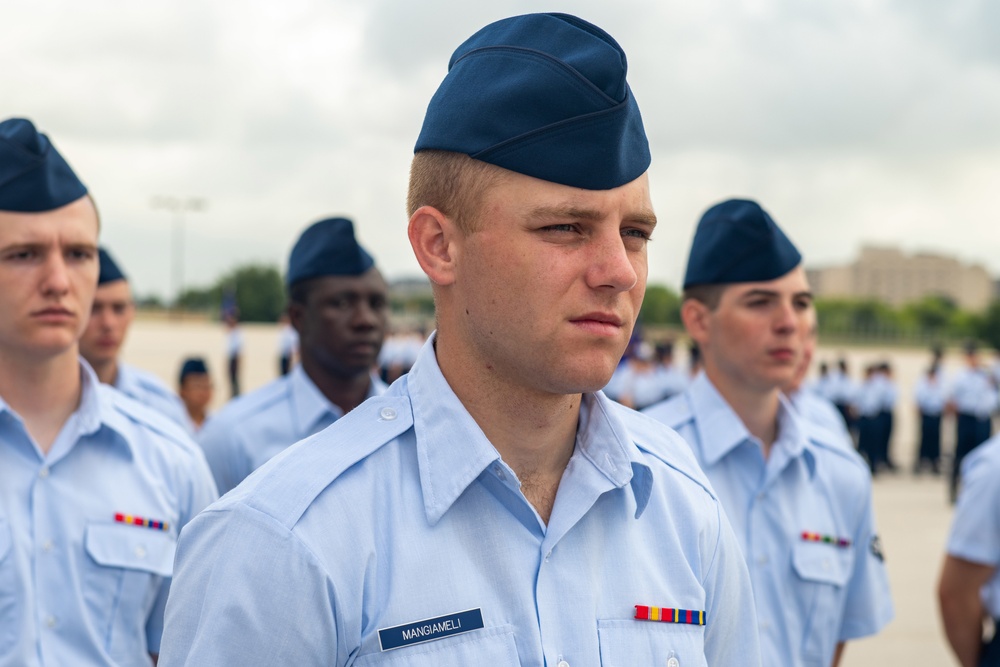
667,658,680,667
38,467,50,479
757,555,768,565
134,546,147,559
760,620,771,631
379,407,397,421
45,615,56,628
822,559,831,571
42,540,54,553
557,661,570,667
492,464,506,481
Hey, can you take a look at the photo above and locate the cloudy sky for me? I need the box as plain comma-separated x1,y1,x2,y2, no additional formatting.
5,0,1000,300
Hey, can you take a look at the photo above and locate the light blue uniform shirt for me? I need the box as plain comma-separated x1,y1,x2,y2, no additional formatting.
852,376,884,418
197,364,387,495
950,367,997,418
0,360,217,666
914,374,947,416
788,389,853,449
115,362,188,430
160,337,761,667
644,373,893,667
947,435,1000,618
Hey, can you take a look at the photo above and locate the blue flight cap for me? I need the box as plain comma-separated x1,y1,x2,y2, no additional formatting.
683,199,802,289
286,217,374,287
414,13,650,191
0,117,88,212
179,357,210,384
98,247,127,285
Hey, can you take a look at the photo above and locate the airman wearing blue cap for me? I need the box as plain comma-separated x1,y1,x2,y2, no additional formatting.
79,246,190,429
195,216,389,495
644,199,893,667
938,434,1000,666
177,357,213,433
0,118,217,666
159,14,759,667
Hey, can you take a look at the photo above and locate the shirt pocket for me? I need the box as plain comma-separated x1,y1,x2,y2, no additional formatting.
0,519,19,652
83,522,176,653
353,624,519,666
598,619,708,667
791,540,854,663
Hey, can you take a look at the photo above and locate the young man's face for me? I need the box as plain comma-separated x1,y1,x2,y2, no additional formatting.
79,279,134,367
0,197,99,360
180,373,213,413
290,269,389,380
449,170,655,395
688,266,814,394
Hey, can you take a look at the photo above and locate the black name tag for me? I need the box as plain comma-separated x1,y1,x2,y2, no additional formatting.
378,608,484,651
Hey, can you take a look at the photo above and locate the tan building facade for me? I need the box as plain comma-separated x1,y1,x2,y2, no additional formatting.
807,245,994,311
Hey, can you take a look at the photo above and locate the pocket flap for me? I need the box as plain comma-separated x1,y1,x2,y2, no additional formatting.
791,541,852,586
85,523,176,576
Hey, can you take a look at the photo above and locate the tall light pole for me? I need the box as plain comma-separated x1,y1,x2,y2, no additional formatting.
151,196,207,317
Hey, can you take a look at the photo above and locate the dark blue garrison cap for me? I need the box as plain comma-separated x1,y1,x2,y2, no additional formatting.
415,13,650,191
286,217,374,287
683,199,802,289
179,357,209,384
0,118,88,212
98,247,127,285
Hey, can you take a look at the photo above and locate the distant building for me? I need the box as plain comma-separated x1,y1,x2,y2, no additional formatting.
807,245,993,311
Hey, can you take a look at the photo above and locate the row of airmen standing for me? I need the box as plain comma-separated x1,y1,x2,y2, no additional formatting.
3,11,999,667
815,345,999,501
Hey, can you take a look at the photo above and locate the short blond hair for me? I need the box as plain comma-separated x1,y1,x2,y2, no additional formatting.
407,150,509,233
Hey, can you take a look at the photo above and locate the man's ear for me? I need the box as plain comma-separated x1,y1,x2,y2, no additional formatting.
681,299,711,346
408,205,460,286
287,301,305,335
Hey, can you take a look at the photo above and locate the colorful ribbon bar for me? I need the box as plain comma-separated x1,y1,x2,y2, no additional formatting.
801,531,851,548
634,605,706,626
115,513,169,531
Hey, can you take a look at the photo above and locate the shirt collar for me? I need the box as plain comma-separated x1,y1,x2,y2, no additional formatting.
408,333,651,525
688,371,815,478
113,361,139,395
289,364,385,435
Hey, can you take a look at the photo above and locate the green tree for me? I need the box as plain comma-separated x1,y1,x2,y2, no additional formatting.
977,300,1000,351
222,264,286,323
640,284,682,325
901,295,957,334
174,263,286,322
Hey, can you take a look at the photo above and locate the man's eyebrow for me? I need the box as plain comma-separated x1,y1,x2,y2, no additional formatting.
527,205,658,228
740,289,814,299
528,205,604,221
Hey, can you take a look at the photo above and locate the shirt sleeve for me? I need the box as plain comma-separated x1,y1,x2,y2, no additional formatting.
838,480,894,640
158,503,341,666
702,502,762,667
196,415,245,495
147,438,219,654
947,447,1000,567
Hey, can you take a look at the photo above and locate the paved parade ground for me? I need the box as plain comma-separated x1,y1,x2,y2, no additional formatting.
126,318,966,665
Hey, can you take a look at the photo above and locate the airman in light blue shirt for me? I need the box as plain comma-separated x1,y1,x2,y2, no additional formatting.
939,434,1000,666
115,361,189,428
157,13,761,666
644,198,892,667
646,374,893,665
0,117,218,666
198,364,386,494
196,216,389,495
0,362,218,666
79,247,188,429
162,336,759,666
